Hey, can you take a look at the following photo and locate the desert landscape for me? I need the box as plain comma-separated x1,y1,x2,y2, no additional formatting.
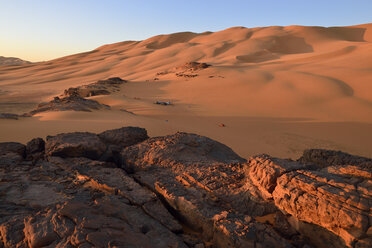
1,23,372,159
1,2,372,246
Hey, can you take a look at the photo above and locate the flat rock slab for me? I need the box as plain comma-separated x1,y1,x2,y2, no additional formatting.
45,132,107,160
98,126,148,147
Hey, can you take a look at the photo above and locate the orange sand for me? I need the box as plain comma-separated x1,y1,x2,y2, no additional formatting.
1,24,371,159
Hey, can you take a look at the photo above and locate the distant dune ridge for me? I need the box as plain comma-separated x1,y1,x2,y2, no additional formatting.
0,23,372,159
0,56,30,66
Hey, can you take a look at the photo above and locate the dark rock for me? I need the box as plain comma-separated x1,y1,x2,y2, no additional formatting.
24,210,59,248
98,144,122,164
98,126,148,148
298,149,372,168
64,77,127,98
0,113,19,120
45,132,106,159
0,142,25,157
26,138,45,155
156,62,210,78
179,62,211,71
64,87,110,98
27,95,109,116
0,218,25,248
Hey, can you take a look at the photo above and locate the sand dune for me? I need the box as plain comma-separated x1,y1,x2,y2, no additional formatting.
1,24,372,158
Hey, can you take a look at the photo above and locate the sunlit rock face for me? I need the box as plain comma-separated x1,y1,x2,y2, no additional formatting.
0,126,371,248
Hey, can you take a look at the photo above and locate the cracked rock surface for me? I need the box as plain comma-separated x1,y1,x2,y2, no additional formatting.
1,126,371,248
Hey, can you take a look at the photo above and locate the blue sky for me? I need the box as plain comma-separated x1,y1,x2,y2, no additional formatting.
1,0,371,61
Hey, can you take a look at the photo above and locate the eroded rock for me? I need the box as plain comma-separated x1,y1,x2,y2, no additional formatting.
28,95,109,115
121,132,245,171
98,126,148,147
1,127,370,248
156,61,211,78
0,142,25,157
64,77,127,98
45,132,106,160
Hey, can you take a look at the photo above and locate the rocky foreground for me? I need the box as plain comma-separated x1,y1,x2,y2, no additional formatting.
0,127,371,248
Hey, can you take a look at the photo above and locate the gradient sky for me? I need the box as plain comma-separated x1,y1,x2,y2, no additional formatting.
1,0,371,62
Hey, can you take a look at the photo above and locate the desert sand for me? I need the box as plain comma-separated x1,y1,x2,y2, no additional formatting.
1,23,372,159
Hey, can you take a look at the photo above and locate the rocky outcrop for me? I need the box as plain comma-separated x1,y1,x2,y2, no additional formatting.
156,61,211,78
0,56,30,66
45,132,107,160
0,128,371,248
299,149,372,168
176,62,211,71
0,113,20,120
98,126,148,147
245,151,372,248
0,142,25,157
27,95,110,115
24,77,127,116
64,77,127,98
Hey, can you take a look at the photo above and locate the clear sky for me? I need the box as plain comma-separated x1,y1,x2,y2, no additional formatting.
1,0,371,62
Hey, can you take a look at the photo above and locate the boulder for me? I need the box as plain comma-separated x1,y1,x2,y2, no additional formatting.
121,132,246,172
272,169,370,248
45,132,106,159
0,142,25,157
247,150,372,248
26,138,45,154
98,126,148,147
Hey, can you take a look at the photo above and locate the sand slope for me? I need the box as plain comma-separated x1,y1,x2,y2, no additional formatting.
1,24,372,158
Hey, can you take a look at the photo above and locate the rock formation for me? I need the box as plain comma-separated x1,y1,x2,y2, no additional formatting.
63,77,127,98
27,95,110,116
0,127,370,248
0,113,20,120
0,56,31,66
2,77,126,118
156,61,211,78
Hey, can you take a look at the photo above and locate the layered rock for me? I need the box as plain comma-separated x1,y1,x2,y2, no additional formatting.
245,152,372,248
14,77,127,117
27,94,110,116
64,77,127,98
0,127,370,248
121,133,302,247
0,127,185,248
